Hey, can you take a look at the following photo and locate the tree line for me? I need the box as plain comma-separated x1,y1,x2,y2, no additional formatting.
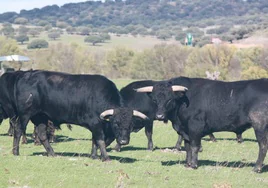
0,0,267,46
1,36,266,81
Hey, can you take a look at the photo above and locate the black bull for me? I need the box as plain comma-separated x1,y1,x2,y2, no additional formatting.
119,80,243,152
116,80,187,151
0,71,63,145
135,77,268,173
1,70,148,161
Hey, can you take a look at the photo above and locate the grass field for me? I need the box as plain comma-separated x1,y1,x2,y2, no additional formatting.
20,32,178,52
0,80,268,188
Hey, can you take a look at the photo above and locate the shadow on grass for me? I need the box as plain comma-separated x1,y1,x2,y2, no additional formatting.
154,146,185,151
202,138,256,143
107,146,184,152
31,152,90,157
0,133,34,137
109,155,138,163
0,133,11,136
31,152,137,163
17,135,91,145
106,146,147,152
161,159,268,172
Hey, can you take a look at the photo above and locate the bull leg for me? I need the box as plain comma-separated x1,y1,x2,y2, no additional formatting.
190,138,201,169
8,120,14,136
236,133,243,143
33,125,41,145
145,122,153,151
12,119,22,156
175,134,183,151
12,115,30,155
209,134,217,142
176,135,203,152
91,139,98,159
170,118,183,151
48,128,56,143
114,143,121,152
36,123,55,156
184,140,192,167
92,128,110,161
96,139,110,161
47,121,56,143
32,125,36,139
253,128,267,173
21,132,28,144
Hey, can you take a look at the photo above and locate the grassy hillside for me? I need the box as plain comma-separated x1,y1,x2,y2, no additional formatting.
1,0,268,46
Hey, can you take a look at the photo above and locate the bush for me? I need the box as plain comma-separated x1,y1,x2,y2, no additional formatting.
15,34,29,44
27,39,49,49
100,33,111,41
48,32,61,40
14,17,28,25
84,36,102,46
28,29,40,37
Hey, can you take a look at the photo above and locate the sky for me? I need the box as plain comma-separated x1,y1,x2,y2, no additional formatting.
0,0,98,14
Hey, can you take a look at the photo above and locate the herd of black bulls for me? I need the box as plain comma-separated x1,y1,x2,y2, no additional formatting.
0,70,267,173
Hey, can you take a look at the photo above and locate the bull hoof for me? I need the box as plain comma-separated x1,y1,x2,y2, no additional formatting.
113,146,121,152
253,167,262,173
114,148,121,152
102,157,111,162
191,164,198,169
91,155,98,160
12,151,19,156
184,163,191,168
49,138,56,143
237,139,244,144
47,153,56,157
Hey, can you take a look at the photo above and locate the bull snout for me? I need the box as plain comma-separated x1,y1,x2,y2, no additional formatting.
119,139,129,145
155,114,165,120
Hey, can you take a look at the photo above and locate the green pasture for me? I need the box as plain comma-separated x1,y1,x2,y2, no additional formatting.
0,80,267,188
20,32,178,52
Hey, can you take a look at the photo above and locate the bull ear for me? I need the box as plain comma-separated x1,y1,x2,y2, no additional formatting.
100,109,114,120
134,86,153,93
172,85,188,92
133,110,149,120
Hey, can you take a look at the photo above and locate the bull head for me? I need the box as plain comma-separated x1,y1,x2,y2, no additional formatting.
134,83,188,121
100,108,149,145
100,109,148,120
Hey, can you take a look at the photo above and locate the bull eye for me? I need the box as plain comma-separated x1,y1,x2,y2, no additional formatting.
152,99,157,104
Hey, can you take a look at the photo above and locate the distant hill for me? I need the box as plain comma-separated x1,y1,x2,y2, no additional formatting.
0,0,267,45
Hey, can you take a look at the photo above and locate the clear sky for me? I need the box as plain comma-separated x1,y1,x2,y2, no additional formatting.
0,0,95,14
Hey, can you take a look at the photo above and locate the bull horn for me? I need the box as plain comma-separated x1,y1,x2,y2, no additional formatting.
100,109,114,120
134,86,153,93
172,85,188,92
133,110,149,120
